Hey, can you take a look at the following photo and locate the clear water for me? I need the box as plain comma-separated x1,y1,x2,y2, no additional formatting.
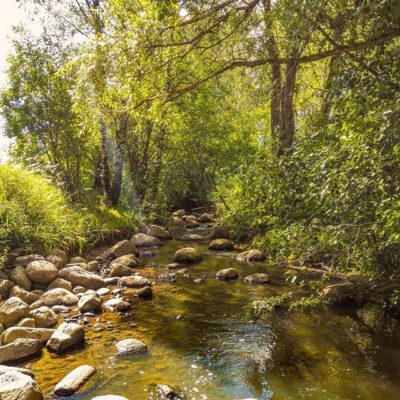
23,230,400,399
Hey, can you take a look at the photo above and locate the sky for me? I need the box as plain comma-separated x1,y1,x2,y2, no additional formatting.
0,0,41,162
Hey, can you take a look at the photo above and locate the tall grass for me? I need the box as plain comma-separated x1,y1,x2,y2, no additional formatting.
0,164,137,257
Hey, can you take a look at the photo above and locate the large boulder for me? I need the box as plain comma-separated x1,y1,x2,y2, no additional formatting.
0,338,42,364
1,327,54,345
9,286,40,305
0,297,29,328
41,288,78,307
243,273,270,284
0,367,43,400
0,280,15,299
174,247,202,263
147,225,172,240
209,225,230,239
106,240,137,259
47,322,85,353
119,276,151,288
109,264,132,277
29,306,58,328
78,291,102,313
116,338,147,356
46,278,73,292
216,268,239,281
110,254,138,269
208,239,234,251
54,365,96,396
58,266,105,290
131,233,162,248
9,266,32,291
237,249,266,262
14,255,44,266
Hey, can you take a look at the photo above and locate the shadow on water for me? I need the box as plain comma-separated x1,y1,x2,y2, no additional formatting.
24,232,400,400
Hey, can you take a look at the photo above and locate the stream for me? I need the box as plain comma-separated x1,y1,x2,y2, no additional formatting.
22,227,400,400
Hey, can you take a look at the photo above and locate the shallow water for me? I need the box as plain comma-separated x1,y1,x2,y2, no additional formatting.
23,229,400,399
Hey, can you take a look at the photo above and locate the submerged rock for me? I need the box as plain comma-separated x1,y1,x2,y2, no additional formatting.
131,233,162,248
26,260,58,284
136,286,153,299
174,248,202,263
216,268,238,281
54,365,96,396
156,384,178,400
47,322,85,353
208,239,234,251
0,367,43,400
243,273,270,284
116,338,147,356
237,249,266,262
0,338,42,364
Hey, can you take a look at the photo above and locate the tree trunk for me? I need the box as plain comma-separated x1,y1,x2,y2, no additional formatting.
99,120,112,200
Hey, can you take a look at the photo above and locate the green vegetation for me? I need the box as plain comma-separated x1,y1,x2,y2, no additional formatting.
0,163,136,256
1,0,400,277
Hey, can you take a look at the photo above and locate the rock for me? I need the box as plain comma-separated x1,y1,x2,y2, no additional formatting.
0,367,43,400
91,396,128,400
70,256,87,264
14,255,44,266
131,233,162,248
187,234,204,241
159,273,177,283
59,266,105,290
9,286,39,305
141,250,155,258
208,239,234,251
321,282,356,304
103,298,131,312
104,277,119,286
216,268,238,280
110,254,139,269
52,305,70,314
51,249,68,264
46,278,73,292
147,225,172,240
78,291,102,313
197,213,215,223
54,365,96,396
183,215,197,221
41,288,79,307
18,318,36,328
176,268,190,275
357,302,386,331
1,327,54,345
243,273,270,284
106,240,136,259
109,264,133,278
29,306,58,328
165,263,182,271
0,323,4,334
47,322,85,353
9,266,32,291
25,260,58,284
82,261,100,273
46,255,65,270
28,300,45,311
169,216,183,226
119,276,151,288
0,365,34,378
184,218,199,229
0,297,29,328
194,278,204,284
156,384,178,399
97,288,110,296
0,280,15,298
73,286,86,294
209,225,230,239
174,247,202,263
171,209,185,218
237,249,266,262
0,338,42,363
137,286,153,298
116,338,147,356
